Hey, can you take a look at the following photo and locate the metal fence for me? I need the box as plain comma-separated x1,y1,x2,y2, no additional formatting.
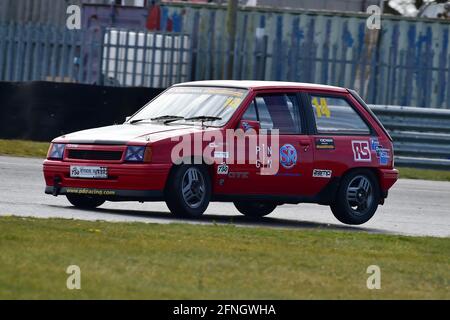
0,24,100,84
103,29,191,88
0,24,190,86
0,0,111,26
1,2,450,108
171,4,450,109
370,105,450,170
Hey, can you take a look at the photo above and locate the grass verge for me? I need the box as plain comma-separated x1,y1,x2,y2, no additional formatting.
0,216,448,299
398,167,450,182
0,139,49,158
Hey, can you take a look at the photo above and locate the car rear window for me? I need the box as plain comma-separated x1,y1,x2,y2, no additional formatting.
310,95,370,134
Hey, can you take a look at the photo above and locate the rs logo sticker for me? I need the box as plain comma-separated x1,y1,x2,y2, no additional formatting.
352,141,372,162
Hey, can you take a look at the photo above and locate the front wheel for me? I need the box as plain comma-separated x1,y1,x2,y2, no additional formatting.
330,170,380,225
234,201,277,218
66,194,105,209
165,165,211,218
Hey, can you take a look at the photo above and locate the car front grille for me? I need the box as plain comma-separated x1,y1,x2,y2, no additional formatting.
67,149,123,161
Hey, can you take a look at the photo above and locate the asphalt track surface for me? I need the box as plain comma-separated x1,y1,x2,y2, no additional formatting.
0,156,449,238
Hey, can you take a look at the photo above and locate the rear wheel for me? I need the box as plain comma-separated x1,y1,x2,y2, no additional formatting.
165,165,211,218
234,201,277,218
330,169,380,225
66,194,105,209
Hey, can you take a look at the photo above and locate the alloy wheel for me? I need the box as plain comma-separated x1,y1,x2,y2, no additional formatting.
181,167,206,209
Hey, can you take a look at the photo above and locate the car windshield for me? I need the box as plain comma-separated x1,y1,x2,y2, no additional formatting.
129,86,249,127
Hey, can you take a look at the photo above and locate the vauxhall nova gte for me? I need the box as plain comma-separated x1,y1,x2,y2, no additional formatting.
43,81,398,225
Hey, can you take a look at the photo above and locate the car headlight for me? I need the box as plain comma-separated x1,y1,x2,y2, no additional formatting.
48,143,66,160
125,146,147,162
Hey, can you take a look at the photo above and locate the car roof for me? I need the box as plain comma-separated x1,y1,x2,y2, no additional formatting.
173,80,348,93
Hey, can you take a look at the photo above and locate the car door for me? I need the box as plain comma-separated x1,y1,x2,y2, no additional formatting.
305,92,375,195
220,90,315,197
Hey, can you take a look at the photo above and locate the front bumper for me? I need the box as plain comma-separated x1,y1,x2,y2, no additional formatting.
43,160,171,200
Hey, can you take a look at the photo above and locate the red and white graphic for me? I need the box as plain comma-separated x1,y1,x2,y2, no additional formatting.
352,141,372,162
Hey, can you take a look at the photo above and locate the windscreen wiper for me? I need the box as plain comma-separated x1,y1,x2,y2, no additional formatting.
129,118,150,124
130,115,184,125
184,116,222,122
152,115,185,124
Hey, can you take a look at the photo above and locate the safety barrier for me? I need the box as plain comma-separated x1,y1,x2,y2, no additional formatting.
370,105,450,170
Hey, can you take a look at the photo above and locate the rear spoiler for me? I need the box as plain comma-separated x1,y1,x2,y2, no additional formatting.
348,89,393,142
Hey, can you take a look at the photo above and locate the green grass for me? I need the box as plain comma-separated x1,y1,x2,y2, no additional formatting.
0,139,449,182
0,216,448,299
0,139,49,158
398,167,450,182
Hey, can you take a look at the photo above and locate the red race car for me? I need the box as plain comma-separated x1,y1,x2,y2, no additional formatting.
43,81,398,225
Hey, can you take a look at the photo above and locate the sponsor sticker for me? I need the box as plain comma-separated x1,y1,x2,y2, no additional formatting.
376,148,390,165
370,138,379,151
224,97,243,109
315,138,335,150
171,87,245,97
280,144,297,169
275,173,302,177
213,151,229,159
228,172,249,179
313,169,332,178
352,141,372,162
370,138,391,165
66,188,115,196
217,163,229,175
209,142,227,148
70,166,108,179
241,121,253,132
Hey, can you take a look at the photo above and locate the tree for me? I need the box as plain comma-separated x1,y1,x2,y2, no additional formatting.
386,0,448,16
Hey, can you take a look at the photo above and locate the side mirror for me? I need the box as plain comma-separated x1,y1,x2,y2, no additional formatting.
239,120,260,134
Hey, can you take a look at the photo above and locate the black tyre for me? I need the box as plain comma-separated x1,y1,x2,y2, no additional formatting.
330,169,380,225
234,201,277,218
165,165,211,218
66,194,105,209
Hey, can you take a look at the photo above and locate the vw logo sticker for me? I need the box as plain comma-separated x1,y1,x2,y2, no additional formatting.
280,144,297,169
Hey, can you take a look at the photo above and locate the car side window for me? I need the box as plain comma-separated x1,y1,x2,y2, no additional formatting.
242,100,258,121
252,94,301,134
255,97,274,130
310,95,370,134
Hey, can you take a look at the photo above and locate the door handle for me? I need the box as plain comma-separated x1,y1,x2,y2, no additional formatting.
299,142,310,152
